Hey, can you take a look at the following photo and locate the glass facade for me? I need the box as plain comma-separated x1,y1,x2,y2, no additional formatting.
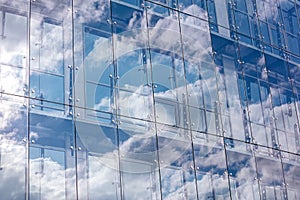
0,0,300,199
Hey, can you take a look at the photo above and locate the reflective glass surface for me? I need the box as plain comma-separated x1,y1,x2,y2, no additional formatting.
0,0,300,199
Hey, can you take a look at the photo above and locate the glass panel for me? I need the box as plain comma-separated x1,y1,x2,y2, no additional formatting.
177,0,207,19
255,146,286,199
0,7,28,97
180,13,211,103
280,90,296,133
73,2,119,198
215,67,228,115
147,5,189,129
150,51,186,108
214,0,230,36
222,56,245,140
116,49,150,90
151,51,178,102
86,82,113,114
200,62,218,111
118,118,161,199
30,72,64,111
280,0,299,35
112,3,150,89
270,27,280,48
259,80,271,126
270,86,286,131
0,11,27,67
83,29,113,86
193,134,230,199
260,21,271,45
287,33,299,56
29,110,75,200
285,131,298,155
0,2,29,199
251,123,270,147
221,114,231,136
206,110,217,135
0,97,27,199
111,2,154,121
259,0,281,25
234,11,251,37
184,60,204,109
225,141,260,200
73,0,113,113
30,0,72,111
85,155,120,199
189,107,206,133
282,155,300,200
30,19,64,74
147,4,182,57
158,128,197,199
0,64,26,97
207,0,218,32
277,130,288,152
74,108,120,199
118,87,154,122
244,75,264,124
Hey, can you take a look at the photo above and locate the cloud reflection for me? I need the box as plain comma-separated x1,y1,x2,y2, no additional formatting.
0,0,300,199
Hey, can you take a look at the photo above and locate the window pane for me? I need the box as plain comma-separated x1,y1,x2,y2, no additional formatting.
194,135,230,199
225,141,260,200
0,98,27,199
118,118,161,199
29,109,75,199
0,12,27,67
